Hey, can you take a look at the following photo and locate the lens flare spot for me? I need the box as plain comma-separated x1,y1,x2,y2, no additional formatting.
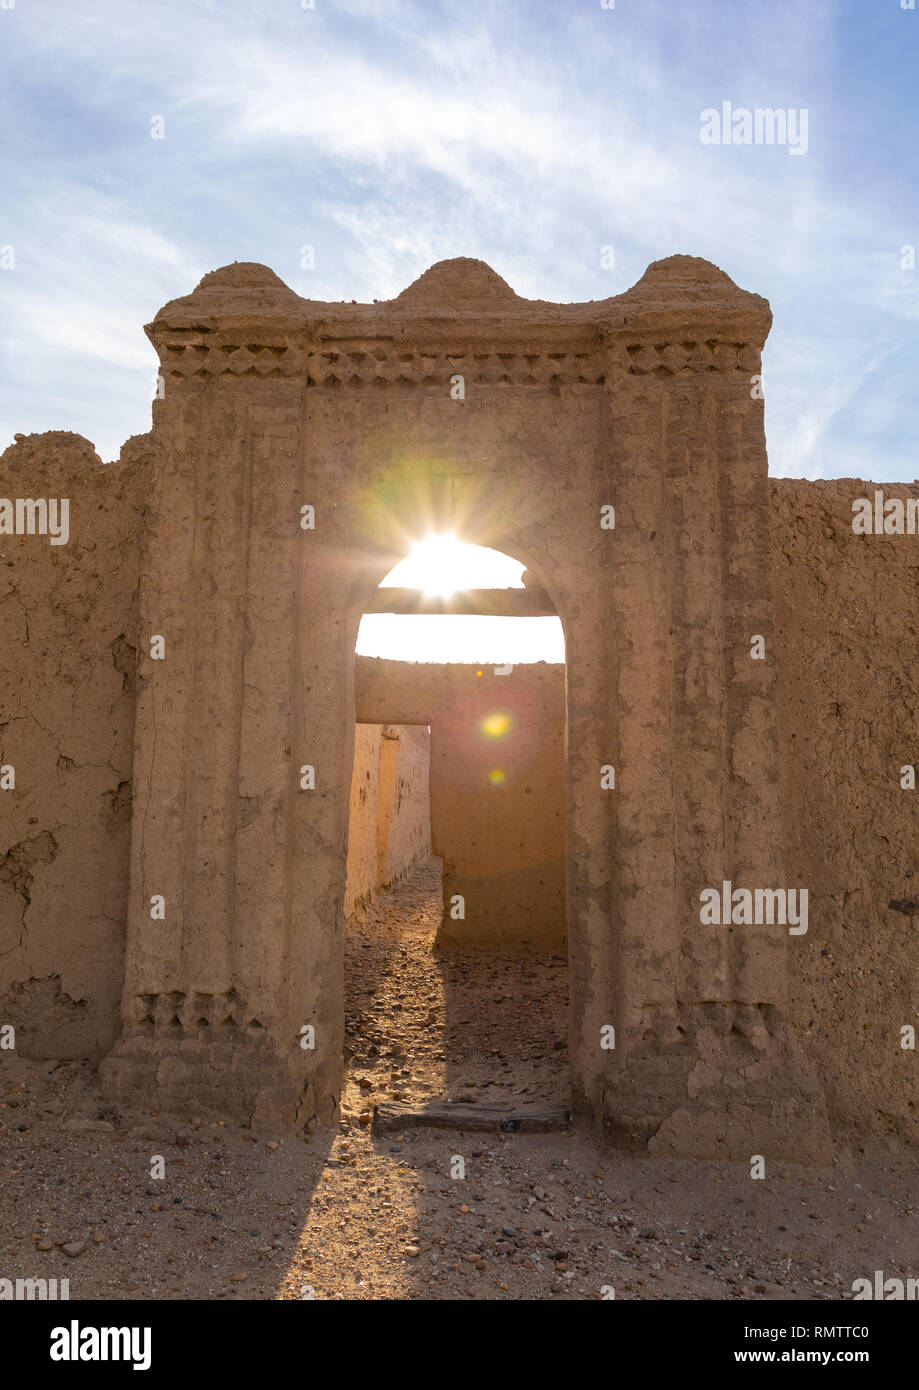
488,768,505,786
481,712,511,739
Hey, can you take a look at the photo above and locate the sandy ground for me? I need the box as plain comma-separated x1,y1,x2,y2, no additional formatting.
1,862,916,1301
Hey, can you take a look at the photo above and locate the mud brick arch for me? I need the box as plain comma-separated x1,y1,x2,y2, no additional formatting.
97,254,831,1160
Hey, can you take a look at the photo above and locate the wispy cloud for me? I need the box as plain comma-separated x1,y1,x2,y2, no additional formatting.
0,0,916,476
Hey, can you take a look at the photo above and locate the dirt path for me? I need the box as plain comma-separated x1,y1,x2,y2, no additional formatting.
1,863,916,1300
340,859,569,1121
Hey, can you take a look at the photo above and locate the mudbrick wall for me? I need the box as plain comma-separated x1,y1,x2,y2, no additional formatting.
1,432,917,1144
0,430,147,1058
772,478,919,1144
344,722,431,914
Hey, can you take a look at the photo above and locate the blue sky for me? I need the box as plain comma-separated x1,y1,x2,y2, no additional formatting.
1,0,917,478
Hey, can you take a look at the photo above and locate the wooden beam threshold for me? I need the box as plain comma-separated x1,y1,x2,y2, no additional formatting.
365,587,555,617
372,1101,571,1134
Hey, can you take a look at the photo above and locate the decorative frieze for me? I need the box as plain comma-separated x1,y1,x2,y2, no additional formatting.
156,335,759,385
130,989,265,1037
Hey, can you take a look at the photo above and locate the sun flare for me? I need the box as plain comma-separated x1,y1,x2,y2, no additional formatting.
380,534,524,598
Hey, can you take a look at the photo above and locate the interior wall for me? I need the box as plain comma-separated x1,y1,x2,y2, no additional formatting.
354,658,566,949
344,724,382,915
380,724,433,887
344,722,432,914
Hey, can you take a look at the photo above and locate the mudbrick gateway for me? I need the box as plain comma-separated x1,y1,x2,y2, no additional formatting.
2,254,918,1169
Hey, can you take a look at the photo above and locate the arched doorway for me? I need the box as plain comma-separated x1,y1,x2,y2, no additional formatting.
340,536,570,1127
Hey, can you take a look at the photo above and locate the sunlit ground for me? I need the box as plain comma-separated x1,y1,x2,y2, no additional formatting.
357,535,565,663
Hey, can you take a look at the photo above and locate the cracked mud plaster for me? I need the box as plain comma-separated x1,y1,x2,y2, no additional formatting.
0,829,58,904
0,430,147,1057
